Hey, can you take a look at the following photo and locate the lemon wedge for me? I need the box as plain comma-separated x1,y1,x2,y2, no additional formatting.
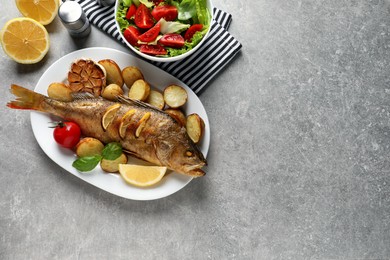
119,109,136,139
135,112,151,138
102,103,121,130
119,164,167,187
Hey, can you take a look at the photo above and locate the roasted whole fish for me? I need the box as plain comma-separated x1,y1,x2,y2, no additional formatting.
7,84,206,177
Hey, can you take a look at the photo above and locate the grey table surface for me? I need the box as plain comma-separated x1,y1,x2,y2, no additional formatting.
1,0,390,259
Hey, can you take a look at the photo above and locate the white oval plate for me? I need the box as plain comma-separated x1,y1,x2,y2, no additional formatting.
30,47,210,201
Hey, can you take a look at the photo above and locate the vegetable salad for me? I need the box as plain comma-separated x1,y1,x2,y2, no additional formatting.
117,0,211,57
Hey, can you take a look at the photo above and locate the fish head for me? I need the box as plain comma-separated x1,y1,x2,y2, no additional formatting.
165,138,207,177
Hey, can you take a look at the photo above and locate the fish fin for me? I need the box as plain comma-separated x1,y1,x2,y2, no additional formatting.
71,92,99,100
7,84,46,111
123,149,149,161
117,95,166,113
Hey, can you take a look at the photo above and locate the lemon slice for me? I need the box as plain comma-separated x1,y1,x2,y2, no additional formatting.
0,17,49,64
135,112,151,138
119,164,167,187
102,103,121,130
16,0,59,25
119,109,136,139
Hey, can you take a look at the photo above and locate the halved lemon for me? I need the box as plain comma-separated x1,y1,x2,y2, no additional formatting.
102,103,121,130
0,17,49,64
16,0,59,25
119,164,167,187
119,109,136,139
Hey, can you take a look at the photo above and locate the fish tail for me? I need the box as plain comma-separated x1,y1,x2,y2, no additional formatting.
7,84,46,111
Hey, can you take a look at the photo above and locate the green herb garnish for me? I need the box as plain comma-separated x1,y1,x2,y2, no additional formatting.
72,155,102,172
72,142,123,172
102,142,123,160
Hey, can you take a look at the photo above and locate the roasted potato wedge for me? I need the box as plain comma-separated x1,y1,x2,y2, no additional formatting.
76,137,105,157
165,108,186,127
100,153,128,173
122,66,144,89
101,83,124,101
186,113,205,144
98,59,124,87
163,84,188,108
47,82,73,101
128,79,150,101
147,89,165,109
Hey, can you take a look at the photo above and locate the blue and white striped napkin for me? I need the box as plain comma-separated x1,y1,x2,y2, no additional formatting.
68,0,242,94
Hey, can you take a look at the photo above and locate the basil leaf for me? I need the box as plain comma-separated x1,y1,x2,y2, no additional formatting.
72,155,102,172
102,142,123,160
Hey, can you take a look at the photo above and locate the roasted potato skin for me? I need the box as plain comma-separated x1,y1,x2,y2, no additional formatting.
186,113,205,144
47,82,73,101
101,83,124,101
75,137,105,157
128,79,150,101
165,108,187,127
122,66,144,89
147,90,165,110
100,153,128,173
163,84,188,108
98,59,124,87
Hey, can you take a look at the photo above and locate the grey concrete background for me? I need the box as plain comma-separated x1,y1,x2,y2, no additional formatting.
1,0,390,259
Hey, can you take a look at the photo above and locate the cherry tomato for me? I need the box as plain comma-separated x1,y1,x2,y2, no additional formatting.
135,4,154,29
139,44,167,56
184,24,203,42
125,4,137,20
138,22,161,42
151,5,178,21
123,26,141,46
158,33,185,48
52,121,81,148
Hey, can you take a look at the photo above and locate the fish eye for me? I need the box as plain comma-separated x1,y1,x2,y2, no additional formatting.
185,150,193,157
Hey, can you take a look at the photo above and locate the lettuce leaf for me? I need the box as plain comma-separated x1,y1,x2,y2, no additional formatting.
195,0,210,26
117,3,131,31
139,0,154,8
159,18,190,34
177,0,197,21
122,0,132,7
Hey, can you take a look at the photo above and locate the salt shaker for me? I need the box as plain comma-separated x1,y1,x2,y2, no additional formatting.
58,1,91,38
95,0,115,7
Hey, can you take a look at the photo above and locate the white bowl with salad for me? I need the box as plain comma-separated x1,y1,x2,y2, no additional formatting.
115,0,213,62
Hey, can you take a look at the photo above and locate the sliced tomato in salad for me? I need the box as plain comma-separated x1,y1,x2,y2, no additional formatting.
138,22,161,42
184,24,203,42
151,5,178,21
124,26,141,46
158,33,185,48
125,4,137,20
139,45,168,56
135,4,154,29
